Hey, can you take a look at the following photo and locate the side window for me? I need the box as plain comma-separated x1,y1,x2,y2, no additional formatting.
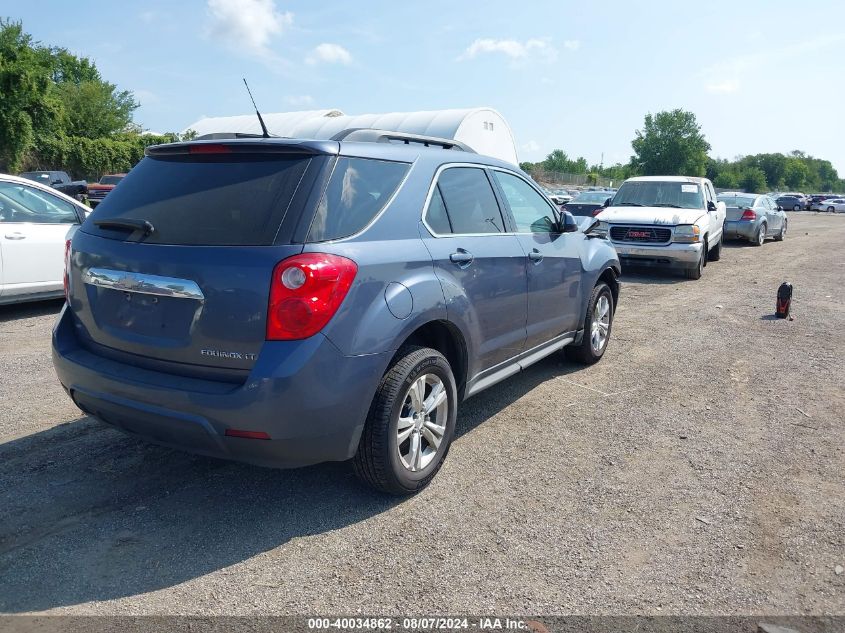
703,182,714,205
308,157,409,242
0,182,79,224
425,186,452,234
492,171,557,233
434,167,505,235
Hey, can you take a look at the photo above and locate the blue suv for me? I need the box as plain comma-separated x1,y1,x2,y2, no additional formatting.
52,131,620,494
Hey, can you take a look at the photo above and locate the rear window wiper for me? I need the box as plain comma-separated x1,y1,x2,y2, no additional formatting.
94,218,155,236
615,202,643,206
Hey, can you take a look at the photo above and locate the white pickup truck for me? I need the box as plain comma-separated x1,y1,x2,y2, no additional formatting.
595,176,726,279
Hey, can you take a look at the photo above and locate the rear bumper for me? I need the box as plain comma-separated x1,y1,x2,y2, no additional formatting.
52,305,392,468
612,241,702,268
723,219,758,241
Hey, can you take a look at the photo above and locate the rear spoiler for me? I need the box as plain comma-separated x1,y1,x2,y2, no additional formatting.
145,139,339,157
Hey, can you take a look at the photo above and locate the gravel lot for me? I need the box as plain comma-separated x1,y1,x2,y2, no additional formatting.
0,213,842,616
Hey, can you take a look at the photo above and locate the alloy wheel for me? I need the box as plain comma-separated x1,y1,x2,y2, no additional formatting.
590,294,611,354
396,374,448,472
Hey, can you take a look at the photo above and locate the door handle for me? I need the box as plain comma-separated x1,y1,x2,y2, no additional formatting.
528,249,544,263
449,250,474,266
4,232,26,240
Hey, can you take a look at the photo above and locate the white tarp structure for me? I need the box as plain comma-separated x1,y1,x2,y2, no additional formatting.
184,107,519,165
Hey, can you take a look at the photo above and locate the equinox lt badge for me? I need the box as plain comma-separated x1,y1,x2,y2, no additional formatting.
201,349,257,360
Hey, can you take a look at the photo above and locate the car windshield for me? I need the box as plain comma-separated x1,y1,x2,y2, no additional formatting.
612,181,705,209
572,192,611,204
718,195,757,207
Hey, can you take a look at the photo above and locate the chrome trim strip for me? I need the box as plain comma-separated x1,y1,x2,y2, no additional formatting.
82,268,204,302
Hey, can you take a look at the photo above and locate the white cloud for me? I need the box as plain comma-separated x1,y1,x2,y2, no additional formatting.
458,38,557,63
284,95,315,106
521,140,540,153
306,43,353,65
563,39,580,51
706,80,740,94
135,89,159,105
206,0,293,64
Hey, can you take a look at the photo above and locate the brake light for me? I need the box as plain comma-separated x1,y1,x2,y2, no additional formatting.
267,253,358,340
189,143,232,154
593,208,603,216
63,239,72,299
741,209,757,220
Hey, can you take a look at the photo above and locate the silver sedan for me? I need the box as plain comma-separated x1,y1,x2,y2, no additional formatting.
718,193,787,245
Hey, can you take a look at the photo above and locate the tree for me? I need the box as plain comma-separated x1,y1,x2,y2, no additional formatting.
57,79,138,138
714,171,740,189
630,109,711,176
740,167,767,193
0,19,62,171
0,19,138,171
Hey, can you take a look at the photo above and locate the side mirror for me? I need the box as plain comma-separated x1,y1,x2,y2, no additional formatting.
777,205,783,211
707,201,717,212
603,197,611,208
560,211,579,233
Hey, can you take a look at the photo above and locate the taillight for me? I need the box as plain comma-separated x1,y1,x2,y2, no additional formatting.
593,208,603,216
741,209,757,220
63,239,72,299
266,253,357,340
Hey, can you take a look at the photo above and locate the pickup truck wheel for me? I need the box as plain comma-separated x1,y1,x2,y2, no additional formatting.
708,236,722,261
684,246,705,280
753,223,766,246
352,346,457,495
565,282,614,365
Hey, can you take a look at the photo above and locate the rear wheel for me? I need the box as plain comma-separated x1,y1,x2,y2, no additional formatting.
774,220,787,241
752,223,766,246
353,346,457,495
793,204,801,211
565,282,614,364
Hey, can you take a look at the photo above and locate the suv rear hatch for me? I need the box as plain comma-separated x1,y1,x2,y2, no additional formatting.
67,141,334,381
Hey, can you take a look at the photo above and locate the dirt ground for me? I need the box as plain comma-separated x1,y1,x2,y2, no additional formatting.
0,212,842,616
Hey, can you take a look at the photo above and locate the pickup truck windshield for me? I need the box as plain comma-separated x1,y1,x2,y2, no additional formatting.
611,181,704,210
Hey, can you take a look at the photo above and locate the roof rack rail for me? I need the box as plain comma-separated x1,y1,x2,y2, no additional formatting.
330,128,476,153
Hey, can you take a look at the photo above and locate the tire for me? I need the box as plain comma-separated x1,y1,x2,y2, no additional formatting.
565,282,614,364
684,244,705,279
352,346,457,495
828,206,835,213
752,223,766,247
793,204,801,211
774,219,787,241
708,236,722,261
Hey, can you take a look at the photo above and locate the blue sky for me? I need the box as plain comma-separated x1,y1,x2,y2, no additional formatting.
5,0,845,173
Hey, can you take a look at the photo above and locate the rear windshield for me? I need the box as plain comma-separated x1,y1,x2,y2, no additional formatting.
83,155,312,246
612,181,704,210
719,195,756,207
572,192,611,204
307,157,409,242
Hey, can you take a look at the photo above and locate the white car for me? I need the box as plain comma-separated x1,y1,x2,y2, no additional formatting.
596,176,726,280
813,198,845,212
0,173,89,305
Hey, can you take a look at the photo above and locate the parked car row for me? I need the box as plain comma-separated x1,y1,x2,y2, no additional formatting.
770,192,843,211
